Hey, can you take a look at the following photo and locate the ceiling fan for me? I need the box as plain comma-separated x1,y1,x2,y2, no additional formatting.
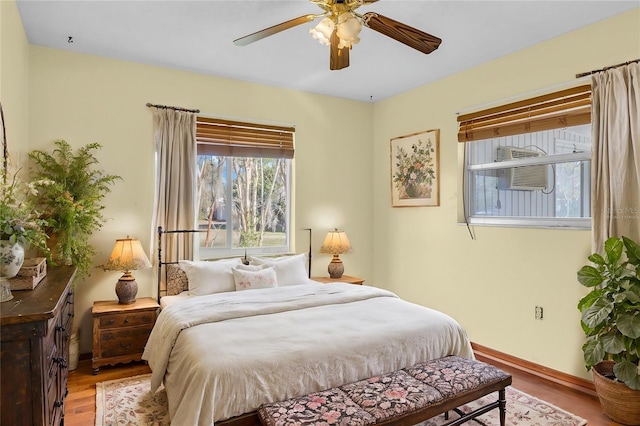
233,0,442,71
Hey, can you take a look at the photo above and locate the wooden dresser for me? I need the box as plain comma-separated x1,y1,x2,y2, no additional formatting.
0,266,76,426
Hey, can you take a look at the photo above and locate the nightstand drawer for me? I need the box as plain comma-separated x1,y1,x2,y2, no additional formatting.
100,311,155,329
99,326,152,358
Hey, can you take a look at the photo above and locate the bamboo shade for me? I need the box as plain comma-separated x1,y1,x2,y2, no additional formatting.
457,84,591,142
196,116,295,159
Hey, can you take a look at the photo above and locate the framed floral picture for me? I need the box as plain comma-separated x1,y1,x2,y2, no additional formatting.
390,129,440,207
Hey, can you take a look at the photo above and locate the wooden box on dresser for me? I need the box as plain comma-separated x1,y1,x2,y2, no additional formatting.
0,266,76,426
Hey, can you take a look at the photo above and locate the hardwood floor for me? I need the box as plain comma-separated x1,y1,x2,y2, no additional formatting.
66,356,622,425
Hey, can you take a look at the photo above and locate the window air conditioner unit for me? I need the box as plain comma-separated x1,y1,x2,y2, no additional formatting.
497,147,548,191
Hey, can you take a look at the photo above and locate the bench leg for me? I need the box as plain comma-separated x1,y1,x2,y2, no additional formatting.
498,388,506,426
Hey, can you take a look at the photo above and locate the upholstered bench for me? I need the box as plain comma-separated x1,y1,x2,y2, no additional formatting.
257,356,512,426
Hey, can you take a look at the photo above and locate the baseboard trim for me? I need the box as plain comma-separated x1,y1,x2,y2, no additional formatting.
471,342,596,397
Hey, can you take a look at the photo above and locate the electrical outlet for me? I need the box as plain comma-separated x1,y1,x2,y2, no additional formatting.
535,306,543,320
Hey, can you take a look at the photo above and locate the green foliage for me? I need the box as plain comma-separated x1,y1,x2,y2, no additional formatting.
0,164,50,256
577,236,640,390
29,140,121,278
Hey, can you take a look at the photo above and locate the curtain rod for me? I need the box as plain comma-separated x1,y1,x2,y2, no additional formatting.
576,58,640,78
146,102,200,113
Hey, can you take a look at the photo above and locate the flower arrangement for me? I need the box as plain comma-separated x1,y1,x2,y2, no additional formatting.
0,164,50,254
29,140,121,278
392,137,436,199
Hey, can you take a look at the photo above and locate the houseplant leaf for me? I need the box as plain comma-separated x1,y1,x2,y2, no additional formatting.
601,332,626,354
582,297,613,329
604,237,624,265
613,359,640,390
623,236,640,265
582,339,604,368
617,312,640,339
577,265,604,287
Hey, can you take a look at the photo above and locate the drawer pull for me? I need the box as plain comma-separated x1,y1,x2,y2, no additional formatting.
107,319,115,325
120,342,132,349
124,318,129,324
53,357,67,368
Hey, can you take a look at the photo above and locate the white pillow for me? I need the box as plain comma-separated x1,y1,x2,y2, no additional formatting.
249,253,308,286
179,258,242,296
232,266,277,291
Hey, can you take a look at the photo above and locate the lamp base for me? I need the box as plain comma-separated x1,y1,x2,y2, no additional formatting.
327,255,344,279
115,272,138,304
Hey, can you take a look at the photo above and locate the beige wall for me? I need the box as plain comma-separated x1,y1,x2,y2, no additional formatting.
372,8,640,381
0,0,30,161
27,47,373,353
6,0,640,379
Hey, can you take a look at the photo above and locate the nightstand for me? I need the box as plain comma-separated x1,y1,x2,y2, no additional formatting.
92,297,159,375
312,275,365,285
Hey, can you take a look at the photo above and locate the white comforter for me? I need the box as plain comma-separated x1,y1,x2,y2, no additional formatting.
142,283,473,426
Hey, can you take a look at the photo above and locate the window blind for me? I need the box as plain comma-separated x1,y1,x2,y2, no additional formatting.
196,116,295,159
457,84,591,142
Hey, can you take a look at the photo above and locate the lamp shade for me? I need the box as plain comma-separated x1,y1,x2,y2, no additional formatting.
309,17,335,46
319,229,353,255
104,237,151,272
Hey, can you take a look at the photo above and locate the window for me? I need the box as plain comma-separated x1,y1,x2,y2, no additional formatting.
195,117,294,257
459,85,592,229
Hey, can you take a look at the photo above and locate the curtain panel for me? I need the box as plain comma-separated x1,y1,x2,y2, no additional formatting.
591,62,640,251
152,109,198,265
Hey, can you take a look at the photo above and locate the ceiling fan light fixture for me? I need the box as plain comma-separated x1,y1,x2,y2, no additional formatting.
336,12,362,41
338,36,359,49
310,17,335,45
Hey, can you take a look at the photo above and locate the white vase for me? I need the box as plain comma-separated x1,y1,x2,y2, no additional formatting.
0,240,25,278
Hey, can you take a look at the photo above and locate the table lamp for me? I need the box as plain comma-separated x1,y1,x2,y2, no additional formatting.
319,228,353,279
103,236,151,304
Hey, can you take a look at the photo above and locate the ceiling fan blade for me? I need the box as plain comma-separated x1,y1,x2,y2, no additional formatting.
234,14,317,46
362,12,441,55
330,28,350,70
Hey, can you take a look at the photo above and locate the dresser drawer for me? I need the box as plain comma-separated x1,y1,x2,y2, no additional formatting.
100,310,155,329
99,326,152,358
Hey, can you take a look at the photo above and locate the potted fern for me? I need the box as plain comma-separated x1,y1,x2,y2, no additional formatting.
29,140,121,278
577,235,640,425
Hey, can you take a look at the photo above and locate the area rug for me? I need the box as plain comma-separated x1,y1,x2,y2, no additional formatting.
96,374,588,426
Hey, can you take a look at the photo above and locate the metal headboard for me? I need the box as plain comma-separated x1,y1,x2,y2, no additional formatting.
156,226,204,303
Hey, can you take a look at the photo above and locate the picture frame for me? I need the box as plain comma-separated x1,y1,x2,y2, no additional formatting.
390,129,440,207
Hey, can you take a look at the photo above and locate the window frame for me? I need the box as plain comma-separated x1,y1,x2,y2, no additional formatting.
458,85,592,229
195,116,294,257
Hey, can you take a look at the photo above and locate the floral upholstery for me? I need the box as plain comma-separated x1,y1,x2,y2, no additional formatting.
166,264,189,295
258,356,511,426
404,356,511,399
258,388,375,426
341,370,443,422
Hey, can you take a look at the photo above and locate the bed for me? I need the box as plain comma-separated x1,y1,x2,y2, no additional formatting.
142,228,474,426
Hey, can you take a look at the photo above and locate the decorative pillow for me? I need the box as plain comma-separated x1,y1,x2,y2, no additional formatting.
166,264,189,296
232,266,277,291
249,253,308,286
179,258,242,296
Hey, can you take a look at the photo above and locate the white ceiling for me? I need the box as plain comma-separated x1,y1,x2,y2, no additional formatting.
16,1,639,102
